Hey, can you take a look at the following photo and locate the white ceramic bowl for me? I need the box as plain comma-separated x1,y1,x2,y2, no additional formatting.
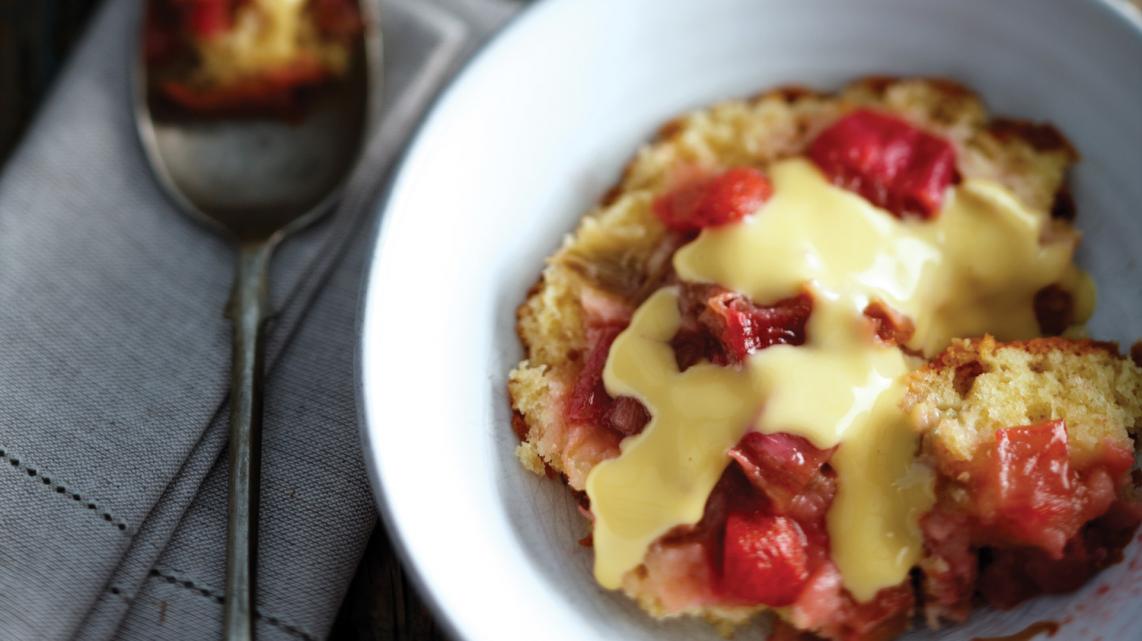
359,1,1142,639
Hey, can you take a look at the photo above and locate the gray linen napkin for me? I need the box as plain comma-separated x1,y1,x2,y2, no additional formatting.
0,1,515,640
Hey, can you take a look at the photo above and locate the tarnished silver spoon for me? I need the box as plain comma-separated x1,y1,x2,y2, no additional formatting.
132,4,381,639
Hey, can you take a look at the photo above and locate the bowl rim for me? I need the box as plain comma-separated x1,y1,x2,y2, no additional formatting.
354,2,1142,640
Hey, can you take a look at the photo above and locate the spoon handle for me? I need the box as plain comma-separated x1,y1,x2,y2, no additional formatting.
223,241,274,641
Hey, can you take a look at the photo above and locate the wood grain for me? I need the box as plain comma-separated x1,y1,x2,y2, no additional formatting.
328,527,450,641
0,0,101,166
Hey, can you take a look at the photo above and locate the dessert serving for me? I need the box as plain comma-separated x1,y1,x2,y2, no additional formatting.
144,0,361,115
507,77,1142,641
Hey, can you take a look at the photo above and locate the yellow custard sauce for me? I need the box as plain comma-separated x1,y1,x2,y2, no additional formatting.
585,158,1092,600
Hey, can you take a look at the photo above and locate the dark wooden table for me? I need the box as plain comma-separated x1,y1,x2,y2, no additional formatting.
327,528,449,640
0,2,447,639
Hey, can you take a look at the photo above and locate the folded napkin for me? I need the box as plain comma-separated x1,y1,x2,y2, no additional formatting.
0,1,515,640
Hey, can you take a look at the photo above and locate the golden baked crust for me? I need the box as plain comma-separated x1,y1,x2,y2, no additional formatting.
507,76,1080,625
903,335,1142,471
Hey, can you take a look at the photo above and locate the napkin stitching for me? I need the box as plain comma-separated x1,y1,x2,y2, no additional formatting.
109,567,319,641
0,446,129,533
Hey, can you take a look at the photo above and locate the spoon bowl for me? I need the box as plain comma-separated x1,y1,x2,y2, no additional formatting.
136,25,374,240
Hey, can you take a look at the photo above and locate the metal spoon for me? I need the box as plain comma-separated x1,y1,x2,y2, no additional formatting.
132,5,381,640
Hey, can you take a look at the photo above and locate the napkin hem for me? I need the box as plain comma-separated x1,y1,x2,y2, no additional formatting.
146,566,317,641
0,446,131,533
